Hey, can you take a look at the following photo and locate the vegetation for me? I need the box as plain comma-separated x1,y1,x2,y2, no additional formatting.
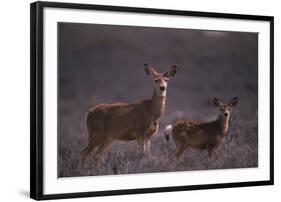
58,22,258,177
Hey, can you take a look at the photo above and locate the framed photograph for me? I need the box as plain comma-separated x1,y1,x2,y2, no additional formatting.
30,1,274,200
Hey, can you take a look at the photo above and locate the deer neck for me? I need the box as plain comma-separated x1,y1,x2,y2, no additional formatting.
217,114,229,136
150,88,166,120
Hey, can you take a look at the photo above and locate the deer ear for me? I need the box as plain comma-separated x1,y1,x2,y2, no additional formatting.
229,97,238,107
167,64,177,78
164,72,169,77
144,63,151,76
213,97,221,107
144,63,157,77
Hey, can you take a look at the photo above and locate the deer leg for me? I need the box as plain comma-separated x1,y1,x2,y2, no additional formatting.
80,142,93,163
92,138,113,164
143,122,158,156
80,136,99,163
209,143,221,160
207,145,215,159
147,140,151,154
142,137,151,156
137,138,143,152
142,139,152,156
80,124,101,162
142,142,148,155
175,145,185,159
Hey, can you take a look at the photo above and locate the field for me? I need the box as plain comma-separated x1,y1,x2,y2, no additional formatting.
58,23,258,177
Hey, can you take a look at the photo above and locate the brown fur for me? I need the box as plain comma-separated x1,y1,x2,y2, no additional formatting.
80,64,177,163
168,97,238,159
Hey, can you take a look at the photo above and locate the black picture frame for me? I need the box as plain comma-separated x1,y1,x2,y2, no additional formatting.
30,1,274,200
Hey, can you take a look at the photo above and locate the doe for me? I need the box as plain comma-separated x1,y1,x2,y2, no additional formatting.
80,63,177,163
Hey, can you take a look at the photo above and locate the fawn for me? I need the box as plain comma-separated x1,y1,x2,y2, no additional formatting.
80,63,177,163
164,97,238,159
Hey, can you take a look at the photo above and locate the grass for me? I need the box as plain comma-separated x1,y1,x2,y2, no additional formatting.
58,22,258,178
58,106,258,177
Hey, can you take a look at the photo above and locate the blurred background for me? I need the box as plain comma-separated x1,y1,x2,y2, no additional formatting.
58,22,258,177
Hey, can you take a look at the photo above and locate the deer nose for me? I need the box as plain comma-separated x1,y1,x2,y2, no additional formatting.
160,86,166,91
224,113,228,117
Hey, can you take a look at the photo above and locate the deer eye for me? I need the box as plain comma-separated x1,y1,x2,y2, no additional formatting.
155,79,159,83
164,78,168,82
